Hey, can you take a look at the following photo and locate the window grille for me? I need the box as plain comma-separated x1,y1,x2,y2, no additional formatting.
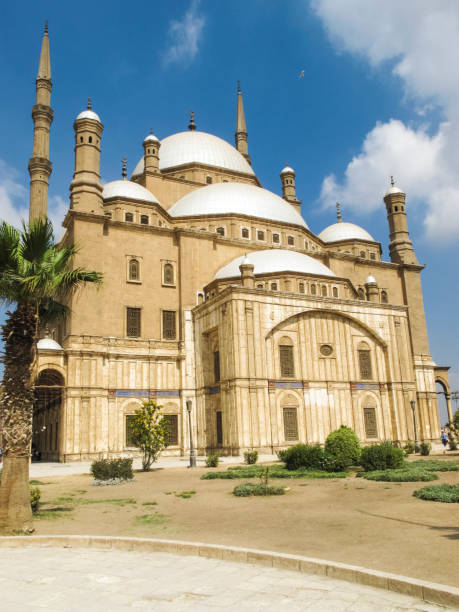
126,308,141,337
213,350,220,382
129,259,139,281
257,230,265,241
279,345,295,377
206,176,213,184
216,411,223,445
162,310,176,340
359,350,373,380
370,252,376,260
163,263,174,285
271,282,278,291
140,214,149,225
272,233,280,243
241,228,249,238
283,407,299,441
125,415,138,447
363,406,378,438
163,414,179,446
125,212,133,222
287,236,294,246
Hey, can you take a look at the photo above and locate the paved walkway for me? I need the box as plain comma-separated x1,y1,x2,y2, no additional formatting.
1,547,453,611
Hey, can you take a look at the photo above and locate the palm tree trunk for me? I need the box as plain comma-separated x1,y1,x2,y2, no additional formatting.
0,304,37,533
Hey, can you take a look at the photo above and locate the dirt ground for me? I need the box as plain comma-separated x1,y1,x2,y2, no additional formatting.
31,457,459,588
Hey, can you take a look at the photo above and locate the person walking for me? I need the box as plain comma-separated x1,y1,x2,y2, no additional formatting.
441,430,448,453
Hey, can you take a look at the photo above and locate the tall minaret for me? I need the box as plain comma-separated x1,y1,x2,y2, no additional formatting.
235,81,251,165
29,22,53,223
383,177,418,265
280,164,302,213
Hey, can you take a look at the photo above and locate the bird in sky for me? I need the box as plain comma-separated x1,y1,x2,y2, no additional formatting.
299,69,305,79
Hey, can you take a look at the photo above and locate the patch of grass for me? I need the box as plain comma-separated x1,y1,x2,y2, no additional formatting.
407,460,459,472
50,495,137,507
201,465,348,480
29,480,52,485
163,491,173,495
135,512,168,526
413,484,459,503
34,507,74,520
361,469,438,482
233,483,286,497
175,490,196,499
142,501,158,506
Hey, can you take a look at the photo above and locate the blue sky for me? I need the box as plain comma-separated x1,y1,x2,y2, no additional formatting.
1,1,458,421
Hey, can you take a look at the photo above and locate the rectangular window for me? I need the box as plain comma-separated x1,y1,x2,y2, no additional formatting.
163,414,179,446
283,407,299,441
126,307,141,337
216,411,223,445
213,350,220,382
257,230,265,241
125,415,138,447
363,406,378,438
162,310,177,340
272,233,280,243
359,350,373,380
279,345,295,377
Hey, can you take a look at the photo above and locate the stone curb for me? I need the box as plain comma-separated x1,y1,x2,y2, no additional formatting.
1,535,458,609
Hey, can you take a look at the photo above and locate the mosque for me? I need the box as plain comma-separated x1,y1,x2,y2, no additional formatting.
29,27,452,461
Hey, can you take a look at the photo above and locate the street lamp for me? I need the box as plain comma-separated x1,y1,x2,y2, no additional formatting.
186,399,196,468
410,400,418,449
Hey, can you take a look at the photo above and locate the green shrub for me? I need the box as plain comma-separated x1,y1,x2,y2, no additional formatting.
233,482,285,497
201,465,348,480
283,444,324,471
90,458,133,481
324,426,361,472
360,441,404,472
361,469,438,482
408,460,459,472
243,450,258,465
413,484,459,503
448,440,457,451
403,441,415,455
420,442,431,456
276,449,288,462
414,444,421,453
205,453,220,468
30,486,41,513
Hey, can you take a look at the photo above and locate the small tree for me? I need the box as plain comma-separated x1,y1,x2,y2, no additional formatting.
129,400,169,471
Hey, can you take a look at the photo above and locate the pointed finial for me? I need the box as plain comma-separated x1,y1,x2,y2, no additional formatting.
188,110,196,131
390,175,395,187
121,157,127,180
237,80,241,93
87,97,92,110
336,202,342,222
150,127,153,135
44,20,48,34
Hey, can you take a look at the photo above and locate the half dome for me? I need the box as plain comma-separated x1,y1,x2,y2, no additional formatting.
132,131,255,177
102,180,159,204
215,249,335,280
318,222,374,243
168,183,308,228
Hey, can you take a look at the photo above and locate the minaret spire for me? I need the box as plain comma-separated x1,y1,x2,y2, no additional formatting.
235,81,251,165
336,202,342,222
29,22,53,223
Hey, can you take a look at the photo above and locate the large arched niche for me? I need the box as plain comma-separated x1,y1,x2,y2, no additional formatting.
32,368,65,461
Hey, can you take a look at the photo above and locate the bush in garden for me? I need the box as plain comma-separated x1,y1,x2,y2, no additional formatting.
276,449,288,462
128,401,169,471
205,453,220,468
90,458,133,481
324,426,361,471
282,444,325,471
233,483,285,496
403,441,415,455
420,441,431,456
360,441,404,472
30,487,41,513
243,450,258,465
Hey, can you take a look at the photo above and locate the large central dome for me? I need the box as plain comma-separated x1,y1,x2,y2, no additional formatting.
132,131,255,177
168,183,308,228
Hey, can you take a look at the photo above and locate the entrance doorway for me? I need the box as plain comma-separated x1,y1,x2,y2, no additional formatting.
32,369,64,461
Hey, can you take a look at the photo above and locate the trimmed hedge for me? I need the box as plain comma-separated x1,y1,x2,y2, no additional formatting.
360,441,404,472
324,426,361,472
283,444,324,471
90,458,133,481
360,469,438,482
413,484,459,503
233,483,285,497
243,450,258,465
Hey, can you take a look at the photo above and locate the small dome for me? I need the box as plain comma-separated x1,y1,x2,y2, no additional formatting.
385,185,404,196
76,109,101,122
318,221,374,243
132,130,255,177
102,180,159,204
37,338,63,351
215,249,336,280
168,182,308,228
281,166,295,175
143,132,159,144
365,275,377,284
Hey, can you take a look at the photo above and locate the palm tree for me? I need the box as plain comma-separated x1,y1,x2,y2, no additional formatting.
0,218,102,532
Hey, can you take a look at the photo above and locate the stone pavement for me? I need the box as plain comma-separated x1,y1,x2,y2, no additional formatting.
1,547,454,612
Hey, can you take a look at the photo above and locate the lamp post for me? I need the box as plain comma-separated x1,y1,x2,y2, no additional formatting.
410,400,418,450
186,400,196,468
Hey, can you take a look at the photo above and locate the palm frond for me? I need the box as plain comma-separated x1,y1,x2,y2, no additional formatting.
20,218,54,263
0,221,20,272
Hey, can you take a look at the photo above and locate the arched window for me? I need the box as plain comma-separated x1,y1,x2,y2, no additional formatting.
79,136,83,143
310,284,316,295
271,282,278,291
216,227,225,237
370,252,376,260
256,283,264,289
299,282,305,293
206,176,213,184
321,285,327,297
125,212,133,222
358,341,373,380
332,286,338,298
140,215,149,225
363,401,378,438
257,230,265,241
279,337,295,378
381,290,388,304
358,288,365,300
88,136,92,143
241,227,249,239
129,259,139,281
272,233,280,244
282,394,299,441
360,251,365,258
287,235,294,246
163,263,174,285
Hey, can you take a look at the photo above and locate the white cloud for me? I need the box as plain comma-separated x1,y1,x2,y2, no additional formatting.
162,0,205,67
0,159,67,239
312,0,459,243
